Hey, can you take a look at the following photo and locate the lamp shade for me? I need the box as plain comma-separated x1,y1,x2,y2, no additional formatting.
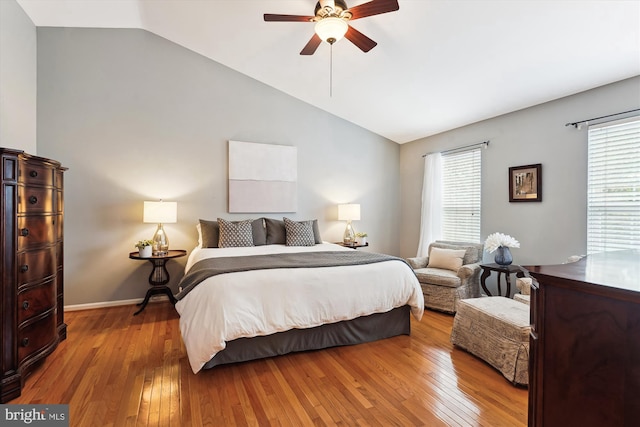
338,203,360,221
315,17,348,43
143,201,177,224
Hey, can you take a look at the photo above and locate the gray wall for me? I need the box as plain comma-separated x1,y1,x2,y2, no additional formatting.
400,76,640,268
9,16,639,305
0,0,37,153
36,28,400,306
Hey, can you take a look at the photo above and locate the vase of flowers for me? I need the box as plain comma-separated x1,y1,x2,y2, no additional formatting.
484,232,520,266
494,246,513,265
135,239,154,258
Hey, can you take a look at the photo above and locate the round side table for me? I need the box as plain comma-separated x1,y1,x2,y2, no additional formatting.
479,263,527,297
129,249,187,315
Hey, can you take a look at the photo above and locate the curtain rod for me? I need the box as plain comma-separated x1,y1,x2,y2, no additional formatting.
422,140,490,157
565,108,640,129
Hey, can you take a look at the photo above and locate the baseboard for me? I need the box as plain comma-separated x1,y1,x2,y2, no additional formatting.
64,295,167,312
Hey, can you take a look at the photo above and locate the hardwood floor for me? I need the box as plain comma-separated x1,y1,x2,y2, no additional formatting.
12,301,528,426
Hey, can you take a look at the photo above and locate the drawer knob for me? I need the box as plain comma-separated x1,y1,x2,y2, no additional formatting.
22,300,30,310
20,264,29,273
30,170,38,178
20,228,29,237
21,338,29,347
29,196,38,204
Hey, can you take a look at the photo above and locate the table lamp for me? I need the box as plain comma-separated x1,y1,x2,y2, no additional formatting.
143,200,177,255
338,203,360,245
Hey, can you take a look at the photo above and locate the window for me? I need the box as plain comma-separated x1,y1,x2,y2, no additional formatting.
441,148,481,242
587,117,640,254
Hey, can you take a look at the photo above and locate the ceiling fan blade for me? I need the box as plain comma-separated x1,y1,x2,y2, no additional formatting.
300,34,322,55
344,25,377,52
348,0,399,20
264,14,314,22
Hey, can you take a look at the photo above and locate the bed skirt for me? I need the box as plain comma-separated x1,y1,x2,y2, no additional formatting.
203,305,411,369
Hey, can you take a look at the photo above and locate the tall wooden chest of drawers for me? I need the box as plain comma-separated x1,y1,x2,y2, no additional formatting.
1,148,67,403
526,250,640,427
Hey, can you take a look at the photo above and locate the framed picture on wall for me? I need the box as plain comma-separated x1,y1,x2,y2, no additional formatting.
509,164,542,202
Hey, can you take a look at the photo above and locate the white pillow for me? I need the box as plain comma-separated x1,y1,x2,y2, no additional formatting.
427,247,466,272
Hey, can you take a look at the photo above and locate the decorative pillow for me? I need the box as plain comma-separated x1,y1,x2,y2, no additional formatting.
200,218,265,247
265,218,322,244
283,217,316,246
434,242,481,265
265,218,287,244
199,219,220,248
311,219,323,244
251,218,267,246
217,218,254,248
427,247,466,272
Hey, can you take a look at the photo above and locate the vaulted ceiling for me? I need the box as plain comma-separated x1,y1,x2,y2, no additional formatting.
16,0,640,143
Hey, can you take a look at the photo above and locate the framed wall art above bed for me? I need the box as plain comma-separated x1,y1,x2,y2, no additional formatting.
228,140,297,213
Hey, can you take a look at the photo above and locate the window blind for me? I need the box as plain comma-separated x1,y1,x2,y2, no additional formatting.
441,148,481,242
587,116,640,253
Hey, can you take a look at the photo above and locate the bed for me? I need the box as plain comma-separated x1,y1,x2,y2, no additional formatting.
175,218,424,374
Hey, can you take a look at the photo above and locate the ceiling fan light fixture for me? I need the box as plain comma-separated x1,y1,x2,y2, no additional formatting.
314,17,348,44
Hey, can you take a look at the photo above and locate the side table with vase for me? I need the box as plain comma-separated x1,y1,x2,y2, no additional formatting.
479,263,527,297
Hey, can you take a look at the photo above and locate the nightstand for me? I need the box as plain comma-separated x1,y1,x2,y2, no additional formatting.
335,242,369,249
129,249,187,315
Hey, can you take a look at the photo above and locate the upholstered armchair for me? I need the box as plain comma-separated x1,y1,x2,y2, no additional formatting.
406,241,484,313
514,277,532,305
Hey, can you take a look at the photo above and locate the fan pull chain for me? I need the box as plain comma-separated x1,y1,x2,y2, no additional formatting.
330,43,333,97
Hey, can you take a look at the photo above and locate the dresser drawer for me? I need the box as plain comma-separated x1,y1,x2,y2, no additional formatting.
17,247,56,287
18,280,56,325
17,216,56,250
19,161,55,187
18,310,57,363
18,186,54,213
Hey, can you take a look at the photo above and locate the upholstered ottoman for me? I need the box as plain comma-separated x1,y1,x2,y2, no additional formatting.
450,297,530,385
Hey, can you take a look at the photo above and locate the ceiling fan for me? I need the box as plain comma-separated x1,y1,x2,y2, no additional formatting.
264,0,399,55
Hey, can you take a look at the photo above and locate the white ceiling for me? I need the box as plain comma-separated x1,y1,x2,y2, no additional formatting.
16,0,640,144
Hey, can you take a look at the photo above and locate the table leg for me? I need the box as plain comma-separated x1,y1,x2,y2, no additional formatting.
496,272,503,296
134,258,177,316
505,272,512,297
480,268,492,296
134,286,177,316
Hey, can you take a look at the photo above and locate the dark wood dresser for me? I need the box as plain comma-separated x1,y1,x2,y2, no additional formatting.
526,250,640,427
1,148,67,402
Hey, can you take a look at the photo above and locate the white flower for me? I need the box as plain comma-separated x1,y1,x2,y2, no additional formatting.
484,232,520,253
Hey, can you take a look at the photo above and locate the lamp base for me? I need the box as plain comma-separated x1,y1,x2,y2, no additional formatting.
152,223,169,256
343,220,356,244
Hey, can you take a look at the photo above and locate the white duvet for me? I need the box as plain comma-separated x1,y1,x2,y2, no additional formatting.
176,243,424,373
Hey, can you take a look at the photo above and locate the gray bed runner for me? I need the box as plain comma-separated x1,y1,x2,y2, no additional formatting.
176,250,409,300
